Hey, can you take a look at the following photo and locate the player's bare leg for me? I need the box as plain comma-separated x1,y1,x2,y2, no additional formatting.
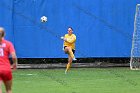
65,47,76,60
4,80,12,93
64,47,69,53
0,80,2,93
64,47,76,74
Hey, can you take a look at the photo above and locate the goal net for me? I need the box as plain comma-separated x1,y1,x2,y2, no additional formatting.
130,4,140,70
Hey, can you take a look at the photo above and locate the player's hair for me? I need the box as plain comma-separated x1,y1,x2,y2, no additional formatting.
68,27,73,31
0,27,5,37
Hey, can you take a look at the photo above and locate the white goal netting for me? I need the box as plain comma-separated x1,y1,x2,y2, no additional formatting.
130,4,140,70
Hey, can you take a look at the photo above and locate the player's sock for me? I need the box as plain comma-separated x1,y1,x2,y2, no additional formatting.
69,50,76,60
67,63,71,70
65,63,71,74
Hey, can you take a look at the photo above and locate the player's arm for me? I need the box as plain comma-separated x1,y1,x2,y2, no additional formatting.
65,35,76,44
11,52,18,69
61,34,76,43
9,42,18,69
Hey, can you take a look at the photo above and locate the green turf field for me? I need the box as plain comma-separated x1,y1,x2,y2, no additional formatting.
3,68,140,93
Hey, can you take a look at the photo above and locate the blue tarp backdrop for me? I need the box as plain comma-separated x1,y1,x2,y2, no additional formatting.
0,0,140,58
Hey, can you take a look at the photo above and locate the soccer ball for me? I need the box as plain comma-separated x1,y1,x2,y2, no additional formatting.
41,16,47,22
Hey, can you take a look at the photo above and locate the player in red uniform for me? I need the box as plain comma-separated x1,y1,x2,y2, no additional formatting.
0,27,17,93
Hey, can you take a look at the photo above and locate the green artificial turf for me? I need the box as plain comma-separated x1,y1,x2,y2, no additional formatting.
2,68,140,93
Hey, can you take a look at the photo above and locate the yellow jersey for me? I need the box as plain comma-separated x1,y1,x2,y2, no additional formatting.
63,34,76,50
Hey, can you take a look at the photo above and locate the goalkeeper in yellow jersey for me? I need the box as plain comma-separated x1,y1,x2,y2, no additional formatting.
61,27,76,74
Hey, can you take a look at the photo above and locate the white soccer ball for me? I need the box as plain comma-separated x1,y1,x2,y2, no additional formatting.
41,16,47,22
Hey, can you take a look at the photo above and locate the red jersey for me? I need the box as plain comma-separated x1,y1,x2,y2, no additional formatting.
0,39,15,71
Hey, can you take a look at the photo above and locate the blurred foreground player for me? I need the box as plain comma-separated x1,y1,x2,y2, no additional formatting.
61,27,76,74
0,27,17,93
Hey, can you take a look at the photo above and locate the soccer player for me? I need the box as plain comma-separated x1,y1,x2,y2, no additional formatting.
61,27,76,74
0,27,18,93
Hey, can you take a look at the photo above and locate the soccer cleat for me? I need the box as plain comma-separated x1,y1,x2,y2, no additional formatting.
73,57,77,61
65,70,67,74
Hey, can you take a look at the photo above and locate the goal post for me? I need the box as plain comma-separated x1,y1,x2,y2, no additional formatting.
130,4,140,70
